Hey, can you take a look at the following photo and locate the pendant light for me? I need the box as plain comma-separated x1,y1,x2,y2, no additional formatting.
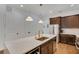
38,20,43,24
20,5,24,7
25,8,33,21
38,4,44,24
25,16,33,21
38,14,44,24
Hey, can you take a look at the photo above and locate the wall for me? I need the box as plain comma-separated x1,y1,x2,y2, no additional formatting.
0,5,6,48
0,5,44,48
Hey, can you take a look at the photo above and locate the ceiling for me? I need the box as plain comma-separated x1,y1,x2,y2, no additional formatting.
6,4,79,17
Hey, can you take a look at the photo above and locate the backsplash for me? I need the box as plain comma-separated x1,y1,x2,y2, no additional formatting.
62,28,79,35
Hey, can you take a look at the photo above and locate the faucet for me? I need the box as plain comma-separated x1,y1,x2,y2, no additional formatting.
38,30,41,38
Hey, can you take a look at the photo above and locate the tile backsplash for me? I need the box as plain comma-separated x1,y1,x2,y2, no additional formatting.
62,28,79,35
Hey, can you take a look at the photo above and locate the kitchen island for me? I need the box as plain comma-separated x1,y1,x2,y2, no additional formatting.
5,34,56,54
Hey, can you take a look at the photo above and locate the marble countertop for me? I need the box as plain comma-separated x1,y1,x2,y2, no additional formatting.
5,34,56,54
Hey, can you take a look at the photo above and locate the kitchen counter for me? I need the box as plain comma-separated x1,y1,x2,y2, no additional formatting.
5,34,56,54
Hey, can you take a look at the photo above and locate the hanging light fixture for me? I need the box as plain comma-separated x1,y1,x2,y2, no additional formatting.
38,4,44,24
25,7,33,22
20,5,24,7
25,16,33,21
38,14,44,24
38,20,43,24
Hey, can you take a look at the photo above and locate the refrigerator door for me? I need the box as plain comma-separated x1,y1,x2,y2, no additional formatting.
49,24,59,35
53,24,59,35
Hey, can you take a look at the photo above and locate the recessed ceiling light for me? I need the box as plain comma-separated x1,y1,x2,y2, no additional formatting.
20,5,24,7
70,4,74,7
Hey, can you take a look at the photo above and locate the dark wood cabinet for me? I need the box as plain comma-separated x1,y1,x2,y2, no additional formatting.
61,17,67,28
60,34,76,45
40,37,56,54
40,42,48,54
50,17,61,24
40,39,53,54
48,40,53,54
27,37,56,54
61,15,79,28
50,15,79,28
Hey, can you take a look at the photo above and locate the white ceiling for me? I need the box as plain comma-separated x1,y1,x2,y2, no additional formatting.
6,4,79,17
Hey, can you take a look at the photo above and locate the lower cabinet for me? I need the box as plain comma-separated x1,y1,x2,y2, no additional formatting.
40,42,48,54
40,37,56,54
48,40,53,54
27,37,56,54
60,34,76,45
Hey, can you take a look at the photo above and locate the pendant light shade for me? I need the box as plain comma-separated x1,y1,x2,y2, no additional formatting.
25,16,33,21
38,20,43,24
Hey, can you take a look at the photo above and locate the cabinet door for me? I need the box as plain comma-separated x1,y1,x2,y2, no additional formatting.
61,15,79,28
61,17,67,28
61,16,74,28
52,37,56,53
40,42,48,54
40,38,56,54
66,16,74,28
48,40,53,54
40,40,53,54
73,15,79,28
50,17,61,24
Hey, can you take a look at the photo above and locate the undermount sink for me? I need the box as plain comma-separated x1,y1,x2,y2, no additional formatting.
36,37,48,41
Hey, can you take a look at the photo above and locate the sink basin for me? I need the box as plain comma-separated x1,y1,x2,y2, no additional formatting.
36,37,48,41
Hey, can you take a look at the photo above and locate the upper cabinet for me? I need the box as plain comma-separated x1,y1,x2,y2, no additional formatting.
50,15,79,28
61,15,79,28
50,17,61,25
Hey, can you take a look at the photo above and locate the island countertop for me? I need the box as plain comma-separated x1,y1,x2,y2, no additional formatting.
5,34,56,54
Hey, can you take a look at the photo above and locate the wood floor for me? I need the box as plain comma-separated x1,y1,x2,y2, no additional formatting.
54,43,79,54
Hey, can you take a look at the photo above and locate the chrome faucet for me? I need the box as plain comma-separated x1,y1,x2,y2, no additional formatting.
38,30,41,38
